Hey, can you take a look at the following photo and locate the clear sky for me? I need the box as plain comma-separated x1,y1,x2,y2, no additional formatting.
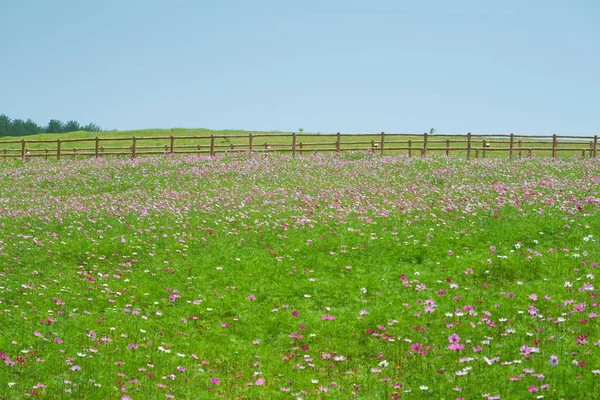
1,0,598,134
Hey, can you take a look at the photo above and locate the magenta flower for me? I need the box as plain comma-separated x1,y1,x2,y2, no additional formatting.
210,376,221,385
255,377,265,385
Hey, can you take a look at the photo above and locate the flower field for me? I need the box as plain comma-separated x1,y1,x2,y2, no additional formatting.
0,153,599,399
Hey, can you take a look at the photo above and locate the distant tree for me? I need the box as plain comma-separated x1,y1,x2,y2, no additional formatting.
46,119,64,133
82,123,102,132
10,119,30,137
0,114,101,136
0,114,10,137
63,120,81,133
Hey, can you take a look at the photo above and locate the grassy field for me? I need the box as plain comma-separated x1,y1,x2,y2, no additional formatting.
0,128,596,159
0,153,599,399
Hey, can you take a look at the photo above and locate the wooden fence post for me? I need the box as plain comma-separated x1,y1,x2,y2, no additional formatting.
292,132,297,156
445,139,450,157
380,132,385,154
518,140,522,158
475,149,479,159
3,149,6,161
594,135,598,158
57,139,61,161
95,137,100,158
482,140,487,159
408,140,412,158
299,142,303,155
170,136,175,154
552,134,557,159
210,135,215,156
509,133,514,158
422,132,428,157
249,133,253,152
336,132,341,152
132,136,137,158
45,148,49,160
467,132,472,160
21,140,26,160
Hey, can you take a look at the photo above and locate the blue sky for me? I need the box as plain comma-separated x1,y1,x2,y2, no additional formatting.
1,0,598,134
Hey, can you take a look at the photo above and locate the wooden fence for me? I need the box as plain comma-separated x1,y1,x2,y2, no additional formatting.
0,132,598,161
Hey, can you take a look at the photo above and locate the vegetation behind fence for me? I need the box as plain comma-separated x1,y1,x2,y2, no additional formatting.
0,132,598,160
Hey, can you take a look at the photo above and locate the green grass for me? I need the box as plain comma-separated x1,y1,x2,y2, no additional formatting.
0,153,599,399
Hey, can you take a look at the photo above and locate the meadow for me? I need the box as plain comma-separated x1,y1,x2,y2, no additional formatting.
0,152,599,399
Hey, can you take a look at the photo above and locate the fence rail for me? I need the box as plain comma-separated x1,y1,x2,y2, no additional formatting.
0,132,598,161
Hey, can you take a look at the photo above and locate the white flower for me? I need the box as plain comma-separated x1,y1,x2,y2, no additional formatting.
8,382,16,387
379,360,389,367
420,386,428,390
515,243,521,249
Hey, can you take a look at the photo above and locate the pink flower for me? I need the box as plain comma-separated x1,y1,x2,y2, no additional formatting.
448,343,464,351
247,295,256,301
528,386,538,392
291,310,298,317
255,377,265,386
210,377,221,385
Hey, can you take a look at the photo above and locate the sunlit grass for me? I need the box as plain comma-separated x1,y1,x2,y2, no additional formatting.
0,153,599,399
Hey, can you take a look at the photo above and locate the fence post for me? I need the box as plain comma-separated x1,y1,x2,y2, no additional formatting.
57,139,61,161
210,135,215,156
45,148,48,160
482,139,487,159
509,133,514,158
475,149,479,159
249,133,253,152
518,140,522,158
408,140,412,157
21,140,26,160
445,139,450,157
292,132,297,156
466,132,472,160
422,132,428,157
380,132,385,154
299,142,303,155
95,137,100,158
336,132,341,152
170,136,175,154
552,134,557,159
132,136,137,158
594,135,598,158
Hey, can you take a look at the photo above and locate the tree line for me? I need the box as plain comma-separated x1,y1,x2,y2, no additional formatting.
0,114,102,137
